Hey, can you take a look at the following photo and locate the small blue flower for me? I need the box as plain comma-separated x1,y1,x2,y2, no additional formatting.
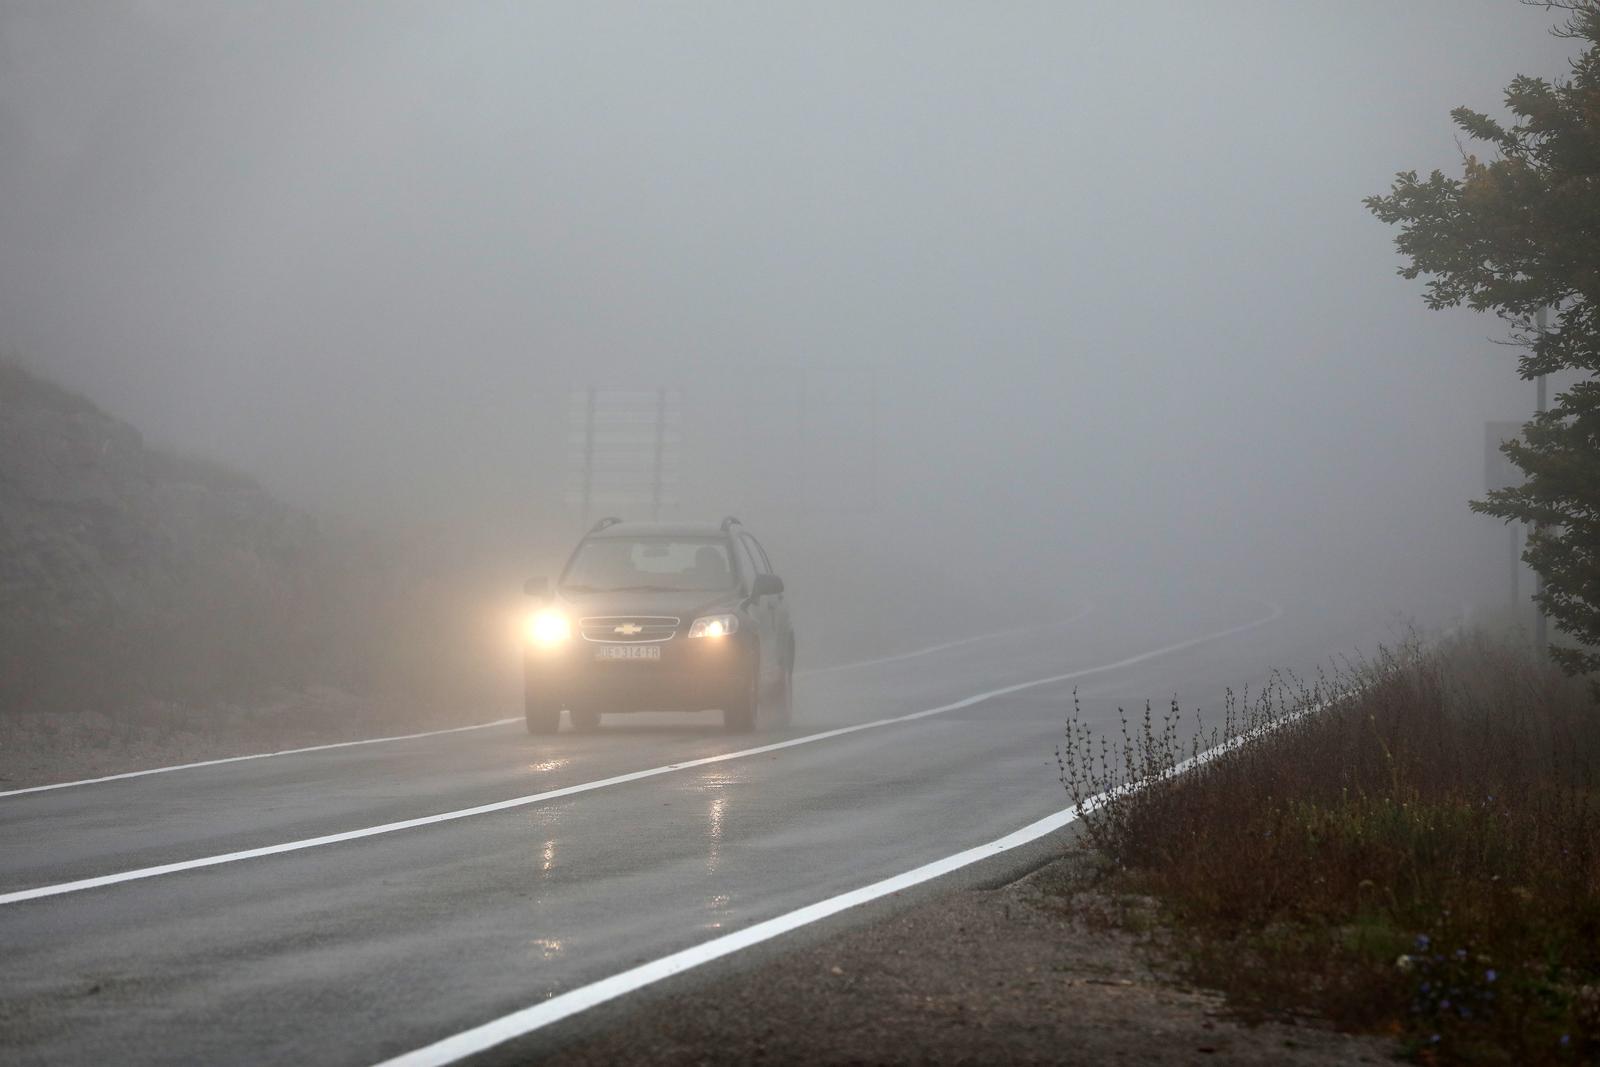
1560,1034,1570,1047
1415,934,1431,949
1485,969,1497,983
1440,999,1451,1011
1429,1034,1440,1044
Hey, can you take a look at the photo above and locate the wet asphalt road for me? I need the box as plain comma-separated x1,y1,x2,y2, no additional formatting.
0,590,1414,1066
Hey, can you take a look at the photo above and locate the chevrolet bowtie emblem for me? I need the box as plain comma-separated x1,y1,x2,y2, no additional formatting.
614,623,644,635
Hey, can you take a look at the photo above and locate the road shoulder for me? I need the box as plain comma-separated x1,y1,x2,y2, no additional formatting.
539,851,1396,1066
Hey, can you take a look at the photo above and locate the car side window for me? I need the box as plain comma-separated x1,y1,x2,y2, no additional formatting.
741,533,773,574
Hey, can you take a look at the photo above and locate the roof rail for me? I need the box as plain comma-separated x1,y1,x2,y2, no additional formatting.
720,515,742,531
589,516,624,533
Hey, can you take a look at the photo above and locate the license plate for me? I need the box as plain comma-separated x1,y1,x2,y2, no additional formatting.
595,644,661,661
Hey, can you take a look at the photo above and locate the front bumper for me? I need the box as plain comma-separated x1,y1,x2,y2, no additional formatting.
524,632,756,712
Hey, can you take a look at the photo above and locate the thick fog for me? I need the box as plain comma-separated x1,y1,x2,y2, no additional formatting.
0,2,1578,637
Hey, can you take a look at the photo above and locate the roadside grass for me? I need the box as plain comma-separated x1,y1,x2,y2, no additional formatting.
1058,632,1600,1064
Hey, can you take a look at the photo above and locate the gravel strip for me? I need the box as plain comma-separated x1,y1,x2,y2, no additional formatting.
0,690,491,790
539,854,1397,1066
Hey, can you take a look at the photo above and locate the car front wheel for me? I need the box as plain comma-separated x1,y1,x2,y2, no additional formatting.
525,693,561,735
723,670,758,733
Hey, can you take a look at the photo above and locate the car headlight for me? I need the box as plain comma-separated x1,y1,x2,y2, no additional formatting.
526,610,572,646
687,613,738,638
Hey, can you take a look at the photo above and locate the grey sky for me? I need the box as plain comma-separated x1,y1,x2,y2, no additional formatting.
0,1,1580,609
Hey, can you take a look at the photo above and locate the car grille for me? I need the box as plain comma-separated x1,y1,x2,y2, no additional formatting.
580,616,680,643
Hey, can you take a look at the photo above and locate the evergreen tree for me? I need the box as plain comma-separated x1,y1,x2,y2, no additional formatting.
1366,3,1600,683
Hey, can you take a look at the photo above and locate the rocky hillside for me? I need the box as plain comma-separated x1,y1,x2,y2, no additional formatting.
0,362,355,713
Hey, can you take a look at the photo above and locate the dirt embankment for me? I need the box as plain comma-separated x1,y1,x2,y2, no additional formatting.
0,362,514,780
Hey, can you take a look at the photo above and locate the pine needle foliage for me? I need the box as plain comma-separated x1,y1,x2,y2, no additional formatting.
1365,3,1600,683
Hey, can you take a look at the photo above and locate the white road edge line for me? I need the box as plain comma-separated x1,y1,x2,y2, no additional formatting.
371,642,1310,1067
0,603,1280,907
376,812,1089,1067
798,600,1095,676
0,605,1095,802
0,719,524,800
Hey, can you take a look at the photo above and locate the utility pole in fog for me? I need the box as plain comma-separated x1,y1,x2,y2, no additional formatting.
1485,418,1524,623
796,367,807,517
1533,306,1550,656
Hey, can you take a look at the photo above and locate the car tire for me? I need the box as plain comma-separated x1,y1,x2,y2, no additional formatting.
723,671,758,733
570,706,602,733
525,693,561,735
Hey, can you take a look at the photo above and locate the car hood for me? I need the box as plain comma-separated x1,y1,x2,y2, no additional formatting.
554,588,743,620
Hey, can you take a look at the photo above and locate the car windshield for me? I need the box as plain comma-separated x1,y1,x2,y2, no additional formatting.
560,537,736,593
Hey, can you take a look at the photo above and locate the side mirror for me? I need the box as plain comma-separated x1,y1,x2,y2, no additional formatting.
524,576,549,598
752,574,784,597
